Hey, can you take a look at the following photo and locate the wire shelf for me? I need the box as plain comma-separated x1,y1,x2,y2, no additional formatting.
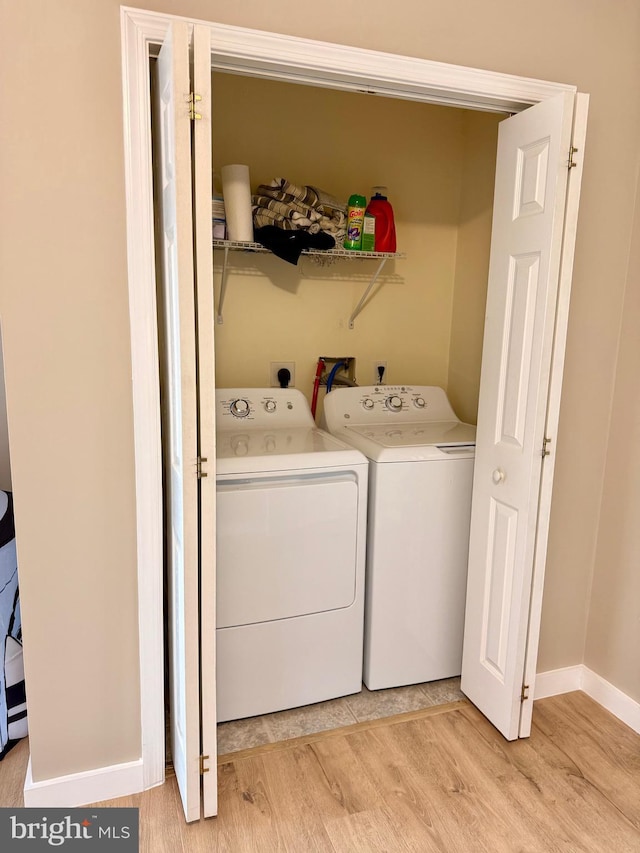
212,239,405,260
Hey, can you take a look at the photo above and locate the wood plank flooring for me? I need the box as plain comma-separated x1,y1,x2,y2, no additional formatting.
2,691,639,851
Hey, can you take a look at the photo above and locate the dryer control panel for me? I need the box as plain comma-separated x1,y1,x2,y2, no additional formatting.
324,385,460,429
216,387,315,430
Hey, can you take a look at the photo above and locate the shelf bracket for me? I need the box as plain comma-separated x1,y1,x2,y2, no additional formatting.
348,257,388,329
211,241,402,326
216,246,230,324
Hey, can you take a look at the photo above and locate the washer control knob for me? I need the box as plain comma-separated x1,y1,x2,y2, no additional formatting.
385,395,403,412
362,398,374,410
414,397,426,408
264,400,277,413
230,398,250,418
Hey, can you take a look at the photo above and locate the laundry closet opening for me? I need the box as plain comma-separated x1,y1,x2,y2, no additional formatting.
150,57,507,763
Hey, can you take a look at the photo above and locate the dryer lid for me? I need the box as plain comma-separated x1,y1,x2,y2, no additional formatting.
216,426,368,474
217,426,350,458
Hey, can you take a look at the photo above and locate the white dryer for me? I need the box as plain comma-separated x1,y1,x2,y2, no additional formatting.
323,385,476,691
215,388,368,722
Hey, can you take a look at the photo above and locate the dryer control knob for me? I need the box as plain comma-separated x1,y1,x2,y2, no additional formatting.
386,395,403,412
414,397,426,408
264,400,277,413
230,398,250,418
362,398,374,410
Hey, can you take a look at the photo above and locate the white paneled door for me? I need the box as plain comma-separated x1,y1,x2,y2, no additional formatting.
156,22,217,821
460,93,578,740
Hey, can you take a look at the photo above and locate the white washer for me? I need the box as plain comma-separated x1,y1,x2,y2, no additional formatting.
323,385,476,691
215,388,368,722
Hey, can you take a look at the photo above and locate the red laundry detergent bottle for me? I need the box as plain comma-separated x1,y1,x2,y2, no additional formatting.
366,187,397,253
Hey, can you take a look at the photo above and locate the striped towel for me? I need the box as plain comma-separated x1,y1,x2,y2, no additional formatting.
252,178,346,241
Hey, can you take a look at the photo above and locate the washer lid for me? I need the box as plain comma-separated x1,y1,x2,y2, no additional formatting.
339,420,476,462
347,420,476,448
216,426,367,474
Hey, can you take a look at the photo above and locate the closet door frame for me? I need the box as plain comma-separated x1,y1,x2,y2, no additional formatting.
120,5,582,791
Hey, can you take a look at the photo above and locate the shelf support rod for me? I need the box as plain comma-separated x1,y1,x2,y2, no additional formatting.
348,257,388,329
216,246,230,324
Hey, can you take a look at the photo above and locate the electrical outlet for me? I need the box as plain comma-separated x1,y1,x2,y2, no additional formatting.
270,361,295,388
374,361,387,384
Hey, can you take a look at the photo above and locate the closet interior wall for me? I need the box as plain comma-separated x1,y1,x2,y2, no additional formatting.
211,72,504,422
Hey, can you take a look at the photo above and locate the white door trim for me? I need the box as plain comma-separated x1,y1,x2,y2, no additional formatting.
119,5,579,789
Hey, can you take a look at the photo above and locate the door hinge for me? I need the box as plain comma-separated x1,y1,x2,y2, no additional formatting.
196,457,208,478
521,683,530,703
568,145,578,169
200,754,210,775
188,92,202,121
542,436,551,457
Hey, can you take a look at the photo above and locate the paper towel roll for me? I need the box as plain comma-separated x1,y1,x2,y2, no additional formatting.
221,164,254,242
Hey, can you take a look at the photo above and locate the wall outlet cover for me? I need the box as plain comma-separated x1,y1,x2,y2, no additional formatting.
270,361,295,388
374,361,387,384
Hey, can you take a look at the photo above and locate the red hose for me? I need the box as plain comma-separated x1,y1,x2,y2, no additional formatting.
311,358,324,420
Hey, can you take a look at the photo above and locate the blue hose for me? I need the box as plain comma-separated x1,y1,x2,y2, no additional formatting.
326,361,347,393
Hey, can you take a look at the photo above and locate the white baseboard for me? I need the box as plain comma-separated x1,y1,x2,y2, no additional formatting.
534,665,584,699
581,668,640,735
535,664,640,735
23,756,147,808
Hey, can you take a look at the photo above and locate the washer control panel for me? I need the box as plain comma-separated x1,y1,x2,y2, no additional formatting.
216,387,315,430
324,385,459,430
357,387,433,415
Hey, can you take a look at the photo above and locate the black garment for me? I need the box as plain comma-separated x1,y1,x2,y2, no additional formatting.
254,226,335,265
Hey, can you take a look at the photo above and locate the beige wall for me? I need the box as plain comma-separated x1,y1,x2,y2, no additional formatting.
0,0,143,782
584,193,640,703
212,73,498,416
1,0,639,785
447,111,501,424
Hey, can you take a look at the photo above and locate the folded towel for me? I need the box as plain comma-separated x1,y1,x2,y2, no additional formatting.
252,178,346,244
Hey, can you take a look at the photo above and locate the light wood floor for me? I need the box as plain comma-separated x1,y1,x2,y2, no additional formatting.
2,691,639,851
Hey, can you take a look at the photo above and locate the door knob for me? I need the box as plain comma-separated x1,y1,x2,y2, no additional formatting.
492,468,505,484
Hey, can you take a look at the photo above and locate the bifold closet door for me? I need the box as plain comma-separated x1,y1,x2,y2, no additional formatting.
461,92,584,741
156,20,217,822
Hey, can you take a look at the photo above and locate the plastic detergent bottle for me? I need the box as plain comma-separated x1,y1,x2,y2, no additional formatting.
344,193,366,250
366,187,397,253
